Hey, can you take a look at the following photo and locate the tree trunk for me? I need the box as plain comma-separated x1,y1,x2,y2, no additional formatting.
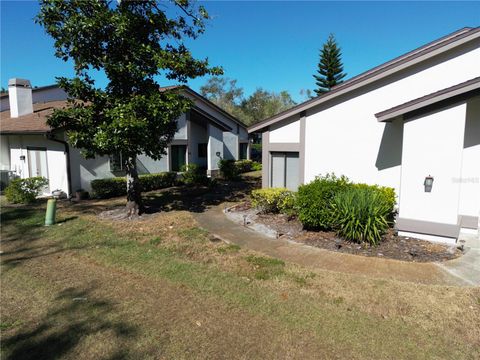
124,156,144,216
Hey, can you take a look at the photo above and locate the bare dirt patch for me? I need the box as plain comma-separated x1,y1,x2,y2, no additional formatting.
228,202,462,262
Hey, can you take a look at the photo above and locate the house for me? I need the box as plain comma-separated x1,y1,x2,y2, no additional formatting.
249,27,480,244
0,79,249,195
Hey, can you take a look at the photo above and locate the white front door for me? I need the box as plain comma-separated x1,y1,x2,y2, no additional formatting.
27,147,50,193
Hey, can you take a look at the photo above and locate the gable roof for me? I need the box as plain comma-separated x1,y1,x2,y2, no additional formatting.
375,77,480,122
0,100,68,134
0,85,246,134
248,26,480,133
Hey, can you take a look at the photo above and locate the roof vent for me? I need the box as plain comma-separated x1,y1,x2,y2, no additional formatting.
8,78,33,118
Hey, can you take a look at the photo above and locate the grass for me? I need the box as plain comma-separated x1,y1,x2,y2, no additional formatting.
1,199,480,359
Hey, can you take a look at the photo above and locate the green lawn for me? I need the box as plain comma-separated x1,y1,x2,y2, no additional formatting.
1,199,479,359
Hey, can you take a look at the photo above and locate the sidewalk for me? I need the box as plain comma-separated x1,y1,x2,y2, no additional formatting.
193,204,478,286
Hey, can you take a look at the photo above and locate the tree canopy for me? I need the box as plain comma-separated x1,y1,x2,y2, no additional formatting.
36,0,221,214
200,77,296,126
313,34,347,95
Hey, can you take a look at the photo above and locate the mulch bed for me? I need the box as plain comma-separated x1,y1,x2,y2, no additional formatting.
229,202,462,263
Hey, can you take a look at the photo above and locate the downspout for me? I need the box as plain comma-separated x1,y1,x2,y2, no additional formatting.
46,132,72,197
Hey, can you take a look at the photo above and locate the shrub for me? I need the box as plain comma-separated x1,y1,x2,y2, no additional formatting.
251,161,262,171
219,159,240,180
331,186,392,245
91,177,127,198
251,188,296,214
91,172,177,198
180,163,208,186
235,159,253,173
5,177,49,204
297,173,350,229
140,172,177,191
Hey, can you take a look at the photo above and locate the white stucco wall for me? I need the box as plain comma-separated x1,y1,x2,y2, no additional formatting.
6,134,69,195
303,41,480,197
0,136,10,171
269,116,300,143
207,123,223,171
399,103,467,225
189,120,208,167
458,97,480,218
173,113,187,140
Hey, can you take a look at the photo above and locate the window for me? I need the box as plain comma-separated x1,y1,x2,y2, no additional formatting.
198,143,207,158
109,153,124,172
239,143,248,160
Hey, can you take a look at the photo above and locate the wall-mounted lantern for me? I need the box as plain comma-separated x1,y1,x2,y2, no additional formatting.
424,175,434,192
215,151,221,157
19,155,25,161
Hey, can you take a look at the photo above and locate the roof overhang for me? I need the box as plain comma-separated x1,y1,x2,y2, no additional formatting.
248,27,480,133
191,106,232,131
375,77,480,122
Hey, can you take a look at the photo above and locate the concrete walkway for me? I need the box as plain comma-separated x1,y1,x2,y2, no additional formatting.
193,204,479,286
437,232,480,286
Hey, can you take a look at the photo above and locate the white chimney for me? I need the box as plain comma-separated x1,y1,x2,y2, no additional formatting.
8,78,33,118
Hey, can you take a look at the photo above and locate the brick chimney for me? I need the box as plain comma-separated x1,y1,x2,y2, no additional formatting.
8,78,33,118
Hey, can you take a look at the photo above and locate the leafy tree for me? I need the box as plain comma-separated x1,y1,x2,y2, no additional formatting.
240,89,296,125
36,0,221,215
200,77,296,125
200,77,247,121
313,34,347,95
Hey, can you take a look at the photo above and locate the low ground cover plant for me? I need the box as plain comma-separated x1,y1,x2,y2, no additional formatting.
251,188,296,214
234,159,262,173
91,172,177,198
5,177,49,204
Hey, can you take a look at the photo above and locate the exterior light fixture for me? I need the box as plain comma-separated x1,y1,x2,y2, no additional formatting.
424,175,434,192
215,151,221,157
19,155,25,161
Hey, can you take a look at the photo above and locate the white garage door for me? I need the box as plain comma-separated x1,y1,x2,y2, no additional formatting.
270,152,299,191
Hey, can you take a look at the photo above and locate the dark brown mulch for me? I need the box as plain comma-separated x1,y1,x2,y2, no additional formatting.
232,202,462,263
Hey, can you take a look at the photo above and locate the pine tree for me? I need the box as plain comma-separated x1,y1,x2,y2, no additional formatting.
313,34,347,96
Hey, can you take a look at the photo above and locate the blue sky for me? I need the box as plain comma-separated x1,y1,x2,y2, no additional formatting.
1,1,479,102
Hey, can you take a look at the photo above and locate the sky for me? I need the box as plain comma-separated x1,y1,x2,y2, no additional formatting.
1,1,479,103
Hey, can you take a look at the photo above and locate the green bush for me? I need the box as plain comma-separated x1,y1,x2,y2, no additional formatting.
91,172,177,198
251,188,296,214
180,163,208,186
297,174,350,229
350,183,396,218
219,159,240,180
139,172,177,192
5,177,49,204
235,159,253,173
331,186,392,245
251,161,262,171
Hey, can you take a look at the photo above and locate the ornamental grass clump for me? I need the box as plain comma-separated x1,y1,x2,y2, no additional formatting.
331,187,392,246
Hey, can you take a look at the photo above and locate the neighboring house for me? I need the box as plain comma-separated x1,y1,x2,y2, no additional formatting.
249,27,480,244
0,79,249,195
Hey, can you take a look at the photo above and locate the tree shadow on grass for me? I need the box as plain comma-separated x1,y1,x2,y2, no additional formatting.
2,285,138,360
143,177,261,214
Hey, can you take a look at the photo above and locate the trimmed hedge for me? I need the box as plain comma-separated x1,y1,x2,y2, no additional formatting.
297,174,350,229
251,188,296,214
219,159,240,180
91,172,177,199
